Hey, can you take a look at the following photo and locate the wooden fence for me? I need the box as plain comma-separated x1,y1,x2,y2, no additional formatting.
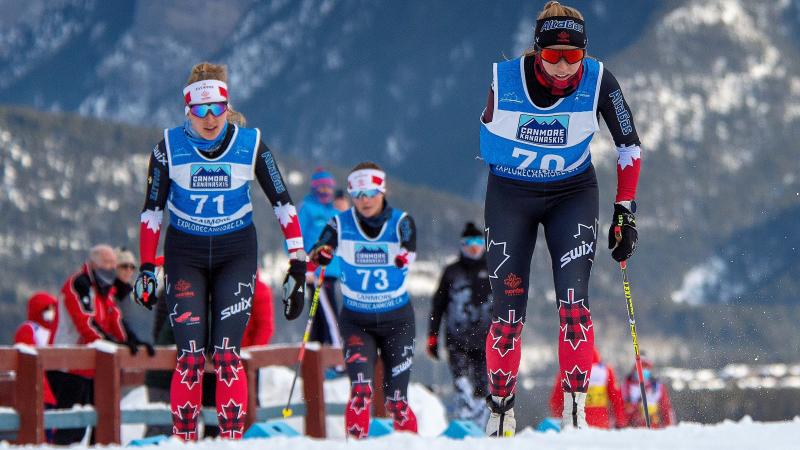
0,344,385,445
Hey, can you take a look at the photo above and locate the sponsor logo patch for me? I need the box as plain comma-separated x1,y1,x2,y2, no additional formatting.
504,273,525,296
354,244,389,265
517,114,569,146
175,279,195,299
190,164,231,189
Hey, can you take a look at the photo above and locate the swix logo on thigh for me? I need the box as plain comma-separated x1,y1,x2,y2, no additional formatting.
221,297,252,320
560,220,597,268
560,241,594,268
221,281,254,320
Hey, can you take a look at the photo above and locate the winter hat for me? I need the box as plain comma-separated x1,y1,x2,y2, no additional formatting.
310,168,336,188
115,248,136,267
27,292,57,323
461,222,483,238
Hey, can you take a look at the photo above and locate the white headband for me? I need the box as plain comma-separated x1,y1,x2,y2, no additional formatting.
347,169,386,194
183,79,229,114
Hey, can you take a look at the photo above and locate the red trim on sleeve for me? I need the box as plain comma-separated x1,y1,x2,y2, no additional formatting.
139,222,161,267
616,157,641,202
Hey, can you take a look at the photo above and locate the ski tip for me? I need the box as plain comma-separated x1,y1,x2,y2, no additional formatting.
282,408,292,418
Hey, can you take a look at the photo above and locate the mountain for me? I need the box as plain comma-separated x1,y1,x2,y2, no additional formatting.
0,0,658,195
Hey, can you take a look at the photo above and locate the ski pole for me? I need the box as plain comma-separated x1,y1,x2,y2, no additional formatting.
615,227,651,429
282,265,327,418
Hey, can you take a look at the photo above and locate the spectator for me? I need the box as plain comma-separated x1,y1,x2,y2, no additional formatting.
115,247,154,334
549,347,626,429
333,189,349,212
622,355,676,428
298,168,343,347
427,222,493,425
50,244,153,444
14,292,58,408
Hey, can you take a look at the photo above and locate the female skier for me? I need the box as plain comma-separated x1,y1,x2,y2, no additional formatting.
133,62,307,440
480,1,642,435
309,162,419,439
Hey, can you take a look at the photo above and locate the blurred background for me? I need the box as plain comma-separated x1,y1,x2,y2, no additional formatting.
0,0,798,428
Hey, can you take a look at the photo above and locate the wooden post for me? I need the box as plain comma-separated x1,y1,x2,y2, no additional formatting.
242,357,258,430
373,356,387,417
301,349,326,438
15,349,44,444
94,348,121,445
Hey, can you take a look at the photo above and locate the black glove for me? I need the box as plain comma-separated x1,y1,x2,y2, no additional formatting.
608,202,638,262
282,255,307,320
122,320,156,357
133,263,158,310
310,245,334,267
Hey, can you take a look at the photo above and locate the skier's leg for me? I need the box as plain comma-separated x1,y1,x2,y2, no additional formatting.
483,174,540,436
470,347,489,398
165,236,209,441
340,312,377,439
310,278,340,346
542,180,599,429
447,345,475,420
377,309,417,433
322,278,343,347
208,228,256,440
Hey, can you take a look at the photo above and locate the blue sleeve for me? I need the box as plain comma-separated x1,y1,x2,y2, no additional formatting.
297,203,315,253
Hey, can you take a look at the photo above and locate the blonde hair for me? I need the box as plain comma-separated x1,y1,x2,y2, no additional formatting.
537,1,583,20
524,1,585,56
186,62,246,126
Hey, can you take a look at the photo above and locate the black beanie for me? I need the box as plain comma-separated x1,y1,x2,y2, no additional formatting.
461,222,483,238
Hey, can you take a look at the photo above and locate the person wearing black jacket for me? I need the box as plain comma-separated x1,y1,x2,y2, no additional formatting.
428,223,493,424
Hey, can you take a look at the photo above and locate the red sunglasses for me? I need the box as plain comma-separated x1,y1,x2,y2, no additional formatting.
540,48,585,64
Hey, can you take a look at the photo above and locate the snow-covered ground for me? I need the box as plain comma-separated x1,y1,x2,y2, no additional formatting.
4,418,800,449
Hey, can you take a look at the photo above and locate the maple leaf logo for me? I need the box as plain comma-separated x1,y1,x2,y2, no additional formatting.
175,279,191,292
140,208,163,233
273,201,297,228
617,145,641,170
557,31,570,42
504,273,522,289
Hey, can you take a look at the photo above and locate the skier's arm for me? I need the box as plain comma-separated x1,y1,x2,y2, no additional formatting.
481,85,494,124
428,267,451,337
597,69,642,202
309,219,339,262
139,142,170,268
396,215,417,268
254,142,304,254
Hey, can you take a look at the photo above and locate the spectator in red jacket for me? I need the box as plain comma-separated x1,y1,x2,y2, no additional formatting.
49,244,152,445
241,275,274,347
622,356,676,428
550,347,626,429
14,292,58,407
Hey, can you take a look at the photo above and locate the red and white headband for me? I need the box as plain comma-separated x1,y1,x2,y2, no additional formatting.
182,79,228,114
347,169,386,194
